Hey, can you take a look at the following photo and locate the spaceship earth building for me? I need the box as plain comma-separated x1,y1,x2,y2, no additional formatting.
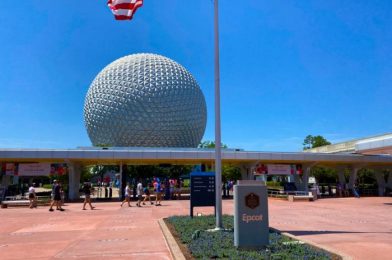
83,53,207,148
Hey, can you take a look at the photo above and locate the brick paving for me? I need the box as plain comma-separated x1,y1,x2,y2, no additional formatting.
0,197,391,259
268,197,392,260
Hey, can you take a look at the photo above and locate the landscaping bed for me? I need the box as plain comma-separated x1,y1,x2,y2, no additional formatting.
165,215,337,259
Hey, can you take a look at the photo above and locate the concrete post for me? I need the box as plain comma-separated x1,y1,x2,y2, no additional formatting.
68,162,82,200
293,173,302,191
301,165,311,192
119,162,123,199
334,166,347,197
0,175,12,188
348,166,361,189
336,166,347,185
243,162,261,181
299,163,317,192
386,170,392,189
373,169,386,196
121,163,127,201
250,170,255,181
240,166,250,180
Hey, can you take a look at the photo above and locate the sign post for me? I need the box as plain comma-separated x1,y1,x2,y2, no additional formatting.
234,180,269,248
190,172,216,217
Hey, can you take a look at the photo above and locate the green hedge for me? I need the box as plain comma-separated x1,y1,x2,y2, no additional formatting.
42,184,52,189
266,181,284,189
167,215,332,259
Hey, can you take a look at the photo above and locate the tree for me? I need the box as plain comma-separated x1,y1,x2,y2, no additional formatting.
303,135,331,150
86,165,119,184
304,135,334,184
222,165,241,182
312,135,331,148
311,167,337,184
303,135,313,150
198,140,228,149
198,140,241,181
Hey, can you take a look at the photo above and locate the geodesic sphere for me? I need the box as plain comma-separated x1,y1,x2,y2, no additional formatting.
83,53,207,147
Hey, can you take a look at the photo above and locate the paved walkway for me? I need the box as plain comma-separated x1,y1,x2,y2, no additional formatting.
0,197,391,259
268,197,392,260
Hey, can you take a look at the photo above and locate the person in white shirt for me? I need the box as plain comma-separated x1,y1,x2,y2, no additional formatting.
136,179,143,207
28,184,37,209
121,183,132,207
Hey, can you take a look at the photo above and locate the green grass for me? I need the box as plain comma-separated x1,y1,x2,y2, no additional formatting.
42,184,52,189
167,215,333,259
266,181,284,189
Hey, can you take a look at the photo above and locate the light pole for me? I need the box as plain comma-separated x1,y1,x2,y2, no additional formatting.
214,0,223,230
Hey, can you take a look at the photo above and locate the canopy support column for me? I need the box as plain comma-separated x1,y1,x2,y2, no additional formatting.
68,162,82,200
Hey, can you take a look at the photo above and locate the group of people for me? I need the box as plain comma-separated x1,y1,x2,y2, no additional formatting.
336,183,360,198
79,177,183,210
168,178,182,200
121,177,164,207
27,180,65,211
27,177,183,211
222,180,234,197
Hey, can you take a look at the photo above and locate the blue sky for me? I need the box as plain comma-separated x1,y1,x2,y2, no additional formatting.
0,1,391,151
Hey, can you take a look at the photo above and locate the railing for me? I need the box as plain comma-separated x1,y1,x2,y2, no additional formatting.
268,190,309,195
359,188,378,196
5,195,27,200
268,190,310,198
4,195,51,202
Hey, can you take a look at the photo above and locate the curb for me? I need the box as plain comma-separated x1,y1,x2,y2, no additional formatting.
158,219,186,260
270,227,352,260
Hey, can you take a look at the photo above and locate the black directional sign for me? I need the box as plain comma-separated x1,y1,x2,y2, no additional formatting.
190,172,215,217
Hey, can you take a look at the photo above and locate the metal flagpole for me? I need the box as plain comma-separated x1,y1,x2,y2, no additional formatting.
214,0,223,230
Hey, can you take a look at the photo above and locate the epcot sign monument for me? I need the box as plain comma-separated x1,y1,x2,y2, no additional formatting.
84,53,207,148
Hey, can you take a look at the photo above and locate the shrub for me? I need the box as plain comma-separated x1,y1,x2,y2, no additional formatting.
167,215,332,260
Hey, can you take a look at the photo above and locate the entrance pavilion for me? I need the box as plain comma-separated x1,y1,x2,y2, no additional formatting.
1,147,392,199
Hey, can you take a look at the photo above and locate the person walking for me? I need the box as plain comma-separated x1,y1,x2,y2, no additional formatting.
28,184,37,209
154,178,162,206
222,182,227,198
82,182,95,210
337,182,343,197
121,183,132,207
142,183,153,205
174,179,182,200
136,179,143,207
49,180,56,210
59,181,65,207
49,180,64,211
353,183,360,198
169,179,175,200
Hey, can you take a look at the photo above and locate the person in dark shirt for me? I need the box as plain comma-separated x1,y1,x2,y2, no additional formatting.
142,183,153,205
49,180,64,211
82,182,95,210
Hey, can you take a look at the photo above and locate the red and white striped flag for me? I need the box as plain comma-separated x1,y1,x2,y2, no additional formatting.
108,0,143,20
